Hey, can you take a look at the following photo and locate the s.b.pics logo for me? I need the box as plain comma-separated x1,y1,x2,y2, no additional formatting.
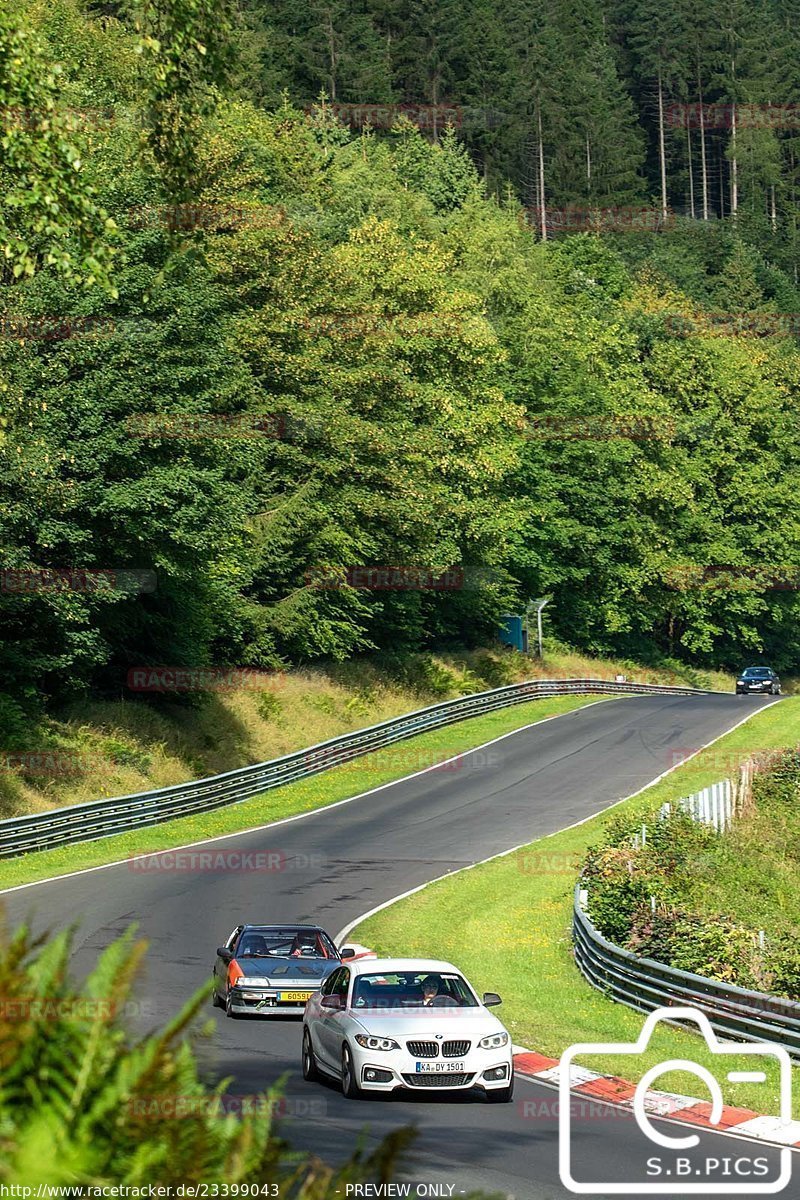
559,1007,792,1194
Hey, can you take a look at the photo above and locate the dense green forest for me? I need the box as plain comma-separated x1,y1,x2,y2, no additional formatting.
246,0,800,265
2,0,800,733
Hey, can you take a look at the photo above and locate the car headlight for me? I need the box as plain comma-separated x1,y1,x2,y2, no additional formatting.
478,1032,509,1050
354,1034,400,1051
237,978,270,987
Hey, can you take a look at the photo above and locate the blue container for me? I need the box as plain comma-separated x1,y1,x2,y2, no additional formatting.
499,614,525,652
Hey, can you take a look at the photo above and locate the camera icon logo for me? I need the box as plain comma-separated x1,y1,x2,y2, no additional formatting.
558,1006,793,1194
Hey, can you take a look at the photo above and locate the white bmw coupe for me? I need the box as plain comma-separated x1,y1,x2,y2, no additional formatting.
302,957,514,1101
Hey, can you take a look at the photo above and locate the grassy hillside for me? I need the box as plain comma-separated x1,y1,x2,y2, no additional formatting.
0,643,732,819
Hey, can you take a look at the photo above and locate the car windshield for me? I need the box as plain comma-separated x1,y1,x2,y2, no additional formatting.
351,971,478,1008
742,668,772,678
237,929,331,958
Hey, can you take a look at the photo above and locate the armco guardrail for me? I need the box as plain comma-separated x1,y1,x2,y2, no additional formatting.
574,884,800,1057
0,678,714,861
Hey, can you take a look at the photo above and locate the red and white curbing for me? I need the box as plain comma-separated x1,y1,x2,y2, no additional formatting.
512,1048,800,1150
341,942,800,1151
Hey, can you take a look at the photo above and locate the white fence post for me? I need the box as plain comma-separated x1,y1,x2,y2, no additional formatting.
668,777,733,833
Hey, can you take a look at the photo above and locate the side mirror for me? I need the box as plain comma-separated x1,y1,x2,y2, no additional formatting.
339,947,356,959
483,991,502,1007
320,994,343,1010
216,947,233,961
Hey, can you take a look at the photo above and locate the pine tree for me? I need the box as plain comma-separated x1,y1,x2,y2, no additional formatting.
569,34,645,205
712,239,766,308
621,0,689,221
252,0,393,106
498,0,565,233
676,0,717,219
707,0,771,221
391,0,464,138
454,0,511,186
765,0,800,278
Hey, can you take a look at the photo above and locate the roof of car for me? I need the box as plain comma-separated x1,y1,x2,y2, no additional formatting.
346,957,462,976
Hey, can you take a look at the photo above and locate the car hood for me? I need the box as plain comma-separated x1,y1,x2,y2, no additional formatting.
236,957,336,982
349,1008,508,1040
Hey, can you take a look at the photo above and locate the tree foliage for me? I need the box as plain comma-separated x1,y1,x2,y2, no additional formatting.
3,0,800,729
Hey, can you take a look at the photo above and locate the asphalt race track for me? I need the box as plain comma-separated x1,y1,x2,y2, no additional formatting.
1,693,790,1200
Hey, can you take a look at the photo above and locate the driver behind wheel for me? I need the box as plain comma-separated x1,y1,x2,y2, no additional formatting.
291,931,319,957
421,975,440,1006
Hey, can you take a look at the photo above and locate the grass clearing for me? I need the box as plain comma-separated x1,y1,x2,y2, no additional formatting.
0,692,603,892
355,697,800,1118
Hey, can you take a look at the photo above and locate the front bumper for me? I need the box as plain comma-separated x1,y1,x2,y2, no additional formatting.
351,1045,513,1093
228,986,312,1016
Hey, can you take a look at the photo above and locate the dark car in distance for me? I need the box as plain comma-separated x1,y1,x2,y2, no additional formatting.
212,923,355,1017
735,667,781,696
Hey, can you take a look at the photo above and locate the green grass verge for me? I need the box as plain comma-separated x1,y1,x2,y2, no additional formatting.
0,693,603,892
355,697,800,1118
